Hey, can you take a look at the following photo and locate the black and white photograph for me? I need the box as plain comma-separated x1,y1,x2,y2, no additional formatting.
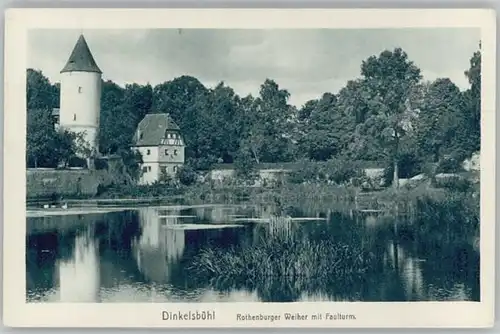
3,8,495,328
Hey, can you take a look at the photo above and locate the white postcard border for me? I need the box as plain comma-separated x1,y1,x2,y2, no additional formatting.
3,8,496,328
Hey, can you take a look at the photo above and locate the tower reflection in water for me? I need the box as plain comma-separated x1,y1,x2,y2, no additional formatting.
132,207,186,284
57,231,100,302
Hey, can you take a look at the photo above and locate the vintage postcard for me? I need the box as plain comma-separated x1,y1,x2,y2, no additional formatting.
3,8,496,328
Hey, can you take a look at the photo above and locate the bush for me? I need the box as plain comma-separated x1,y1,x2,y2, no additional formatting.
324,159,364,184
177,165,197,186
421,162,438,177
288,159,363,185
94,158,109,170
68,156,87,168
288,159,323,184
95,182,184,199
433,175,472,192
436,155,463,173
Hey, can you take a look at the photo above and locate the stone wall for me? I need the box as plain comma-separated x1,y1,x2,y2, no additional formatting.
26,169,114,200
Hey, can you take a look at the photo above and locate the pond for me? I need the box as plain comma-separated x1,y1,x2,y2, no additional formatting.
26,203,480,303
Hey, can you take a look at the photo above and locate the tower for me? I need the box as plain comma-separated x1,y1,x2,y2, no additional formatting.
59,34,102,157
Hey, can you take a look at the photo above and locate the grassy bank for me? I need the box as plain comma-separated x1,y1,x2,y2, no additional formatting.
94,182,185,199
32,172,479,223
182,179,479,216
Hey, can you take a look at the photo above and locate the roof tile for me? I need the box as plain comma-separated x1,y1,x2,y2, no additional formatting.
60,35,102,74
133,113,182,146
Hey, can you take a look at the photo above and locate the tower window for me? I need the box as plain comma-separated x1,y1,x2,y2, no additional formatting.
73,114,76,121
78,86,82,93
164,149,169,156
174,149,178,156
167,133,171,139
146,149,151,155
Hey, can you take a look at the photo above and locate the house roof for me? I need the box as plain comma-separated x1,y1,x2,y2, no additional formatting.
60,35,102,74
133,113,181,146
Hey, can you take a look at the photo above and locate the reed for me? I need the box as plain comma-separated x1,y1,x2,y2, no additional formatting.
188,218,373,294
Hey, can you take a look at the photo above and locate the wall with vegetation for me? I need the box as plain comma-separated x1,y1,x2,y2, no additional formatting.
26,169,115,199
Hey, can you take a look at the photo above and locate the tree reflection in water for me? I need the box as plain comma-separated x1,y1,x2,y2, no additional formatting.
26,201,480,303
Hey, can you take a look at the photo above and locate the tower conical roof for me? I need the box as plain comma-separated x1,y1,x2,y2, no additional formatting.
60,34,102,74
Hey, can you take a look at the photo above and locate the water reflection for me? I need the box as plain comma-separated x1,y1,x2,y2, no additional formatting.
59,232,100,302
26,203,480,303
132,207,186,284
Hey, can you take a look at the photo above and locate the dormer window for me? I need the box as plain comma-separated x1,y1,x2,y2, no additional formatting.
167,133,171,139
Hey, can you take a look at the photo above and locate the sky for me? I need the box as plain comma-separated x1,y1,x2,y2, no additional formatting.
28,28,480,108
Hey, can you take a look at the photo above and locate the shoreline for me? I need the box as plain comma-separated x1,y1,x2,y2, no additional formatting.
26,180,479,214
26,195,185,208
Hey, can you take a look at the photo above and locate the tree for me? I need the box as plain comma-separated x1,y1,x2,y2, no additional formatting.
461,44,481,156
26,108,58,168
206,82,243,163
54,129,79,168
414,78,465,162
297,93,355,161
73,131,94,167
355,48,422,188
26,69,59,110
123,83,153,123
118,148,143,181
152,76,209,167
238,79,297,164
26,108,81,168
99,80,126,154
237,95,263,164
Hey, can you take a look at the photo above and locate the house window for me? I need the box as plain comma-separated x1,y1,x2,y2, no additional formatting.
73,114,76,121
174,149,178,156
78,86,82,93
139,133,143,139
142,166,148,173
165,149,169,156
173,166,178,172
146,149,151,155
148,166,151,172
